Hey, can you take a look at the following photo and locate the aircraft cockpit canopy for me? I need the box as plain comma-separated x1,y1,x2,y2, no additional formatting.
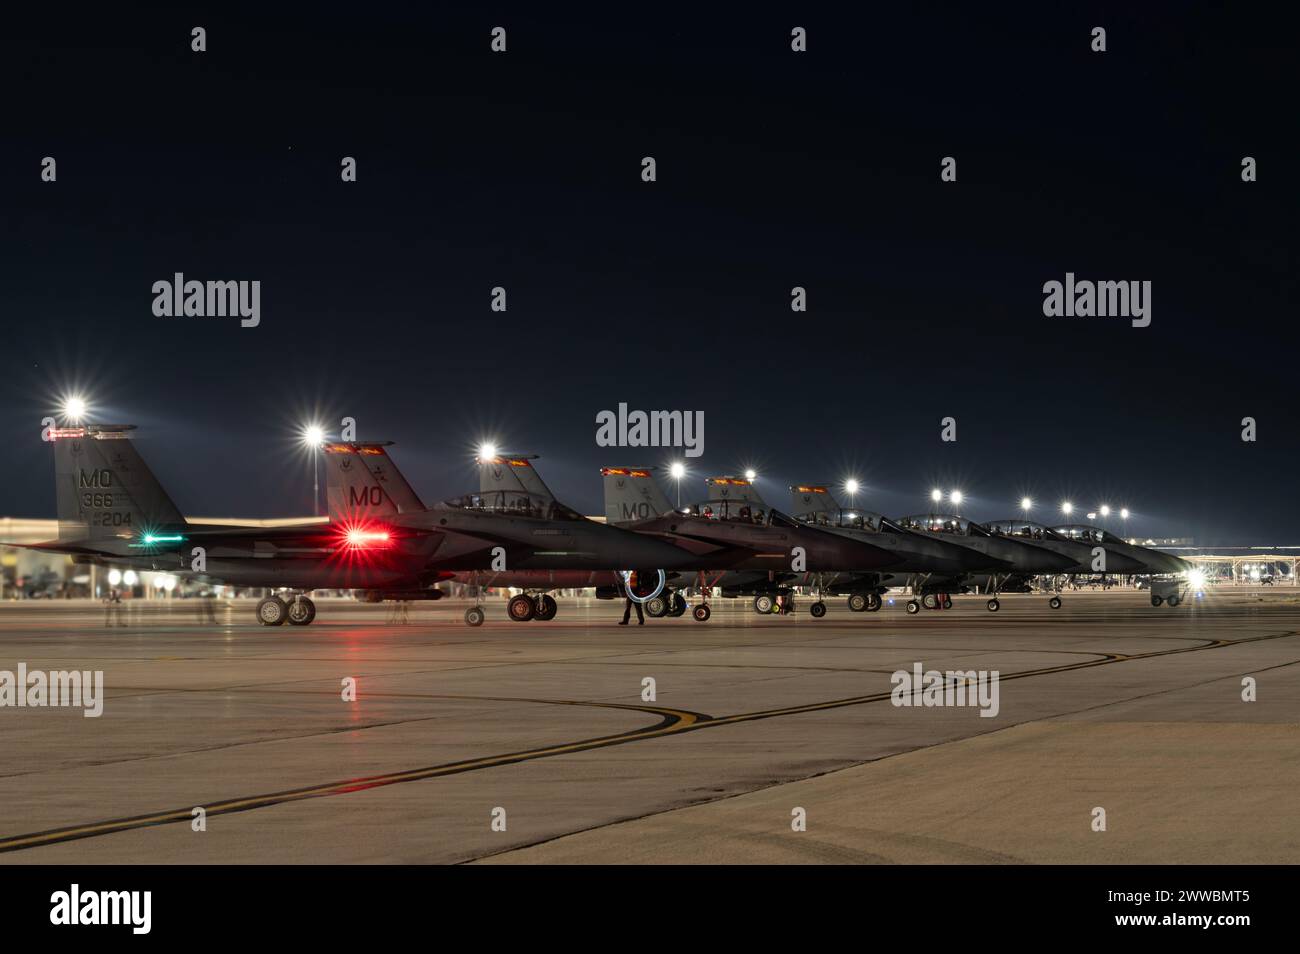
799,509,893,533
687,498,773,526
983,520,1065,541
898,513,982,535
441,490,584,521
1052,524,1117,544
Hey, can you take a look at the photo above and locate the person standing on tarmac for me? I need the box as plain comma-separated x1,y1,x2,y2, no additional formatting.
620,571,645,626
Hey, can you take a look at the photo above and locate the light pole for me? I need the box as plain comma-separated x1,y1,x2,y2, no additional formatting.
670,462,686,508
303,424,325,516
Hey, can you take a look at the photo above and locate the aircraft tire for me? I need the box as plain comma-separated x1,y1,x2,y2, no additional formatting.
1049,596,1062,610
942,597,953,609
922,593,938,610
847,594,868,612
1167,595,1181,607
906,599,920,615
810,601,827,618
535,594,558,620
987,598,1000,612
465,606,485,627
645,596,668,618
754,594,774,615
692,604,711,622
257,596,288,626
669,593,688,616
1151,595,1164,607
287,597,316,626
866,593,882,611
508,594,536,621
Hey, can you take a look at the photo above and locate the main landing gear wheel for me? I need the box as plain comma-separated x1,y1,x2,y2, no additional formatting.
987,598,1000,612
922,593,938,610
257,596,288,626
692,604,711,622
809,601,827,619
866,593,882,611
847,594,868,613
669,593,688,617
507,594,536,621
1151,595,1164,607
464,606,485,627
645,595,669,618
287,597,316,626
942,597,953,610
535,594,558,620
1049,596,1063,610
754,594,775,615
906,599,921,615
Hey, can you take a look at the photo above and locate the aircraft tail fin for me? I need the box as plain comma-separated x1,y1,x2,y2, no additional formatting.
478,453,555,505
51,425,187,541
322,442,425,522
790,484,841,517
705,475,769,508
601,467,672,525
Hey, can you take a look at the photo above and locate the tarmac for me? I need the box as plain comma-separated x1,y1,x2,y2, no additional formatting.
0,587,1296,864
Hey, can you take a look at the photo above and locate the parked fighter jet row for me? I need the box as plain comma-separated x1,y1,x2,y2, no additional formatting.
16,426,1193,626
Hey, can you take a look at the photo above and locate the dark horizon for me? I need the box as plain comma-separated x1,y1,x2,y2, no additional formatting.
3,4,1297,545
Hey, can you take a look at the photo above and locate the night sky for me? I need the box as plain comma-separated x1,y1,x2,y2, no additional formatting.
2,5,1296,544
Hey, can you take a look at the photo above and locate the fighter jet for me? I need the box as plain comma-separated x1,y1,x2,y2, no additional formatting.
980,519,1150,607
1050,523,1192,583
892,513,1079,612
323,443,699,624
603,468,903,619
17,424,448,626
788,485,1012,613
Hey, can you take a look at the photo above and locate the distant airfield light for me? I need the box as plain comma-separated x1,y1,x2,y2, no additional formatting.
160,574,177,593
950,490,963,506
63,395,88,423
478,442,497,461
845,478,859,496
744,469,757,481
302,424,325,447
1100,505,1111,518
1086,512,1097,520
1062,501,1074,515
107,568,122,587
1188,569,1207,590
670,462,686,480
930,488,943,504
122,570,139,587
1120,508,1130,520
1020,497,1032,512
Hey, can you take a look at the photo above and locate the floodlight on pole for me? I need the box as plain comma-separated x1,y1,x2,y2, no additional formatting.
302,423,325,517
670,461,686,507
63,396,88,423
